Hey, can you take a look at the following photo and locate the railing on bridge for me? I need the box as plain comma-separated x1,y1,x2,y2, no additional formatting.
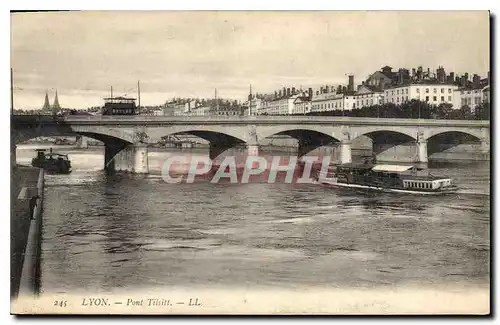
59,115,490,127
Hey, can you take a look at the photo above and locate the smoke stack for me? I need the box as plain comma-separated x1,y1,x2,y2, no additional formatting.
461,75,467,88
348,75,354,92
473,74,480,88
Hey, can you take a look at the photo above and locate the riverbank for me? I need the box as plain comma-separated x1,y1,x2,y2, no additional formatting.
11,166,44,299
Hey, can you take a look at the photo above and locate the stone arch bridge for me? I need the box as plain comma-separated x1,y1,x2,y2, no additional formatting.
11,115,490,173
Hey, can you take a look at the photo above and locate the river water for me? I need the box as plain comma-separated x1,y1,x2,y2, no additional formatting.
16,145,490,295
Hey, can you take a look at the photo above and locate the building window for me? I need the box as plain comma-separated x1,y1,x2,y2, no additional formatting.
441,96,444,101
433,88,437,93
448,96,452,101
392,98,394,103
397,97,400,102
441,88,444,93
397,90,399,95
433,96,437,101
425,96,429,102
448,89,452,93
370,99,373,105
425,88,429,93
405,88,408,94
416,88,420,93
392,90,394,95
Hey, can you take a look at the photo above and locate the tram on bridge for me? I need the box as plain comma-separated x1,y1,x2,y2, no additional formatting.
101,97,139,116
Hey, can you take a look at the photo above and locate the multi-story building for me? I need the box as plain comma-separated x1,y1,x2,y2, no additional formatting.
383,82,457,106
353,84,384,109
259,96,296,115
310,93,356,113
245,97,263,116
292,96,311,115
452,73,490,111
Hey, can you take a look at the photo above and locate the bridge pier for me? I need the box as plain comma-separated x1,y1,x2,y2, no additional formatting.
76,135,88,149
114,144,149,173
416,132,428,163
247,144,259,156
480,139,489,155
339,139,352,164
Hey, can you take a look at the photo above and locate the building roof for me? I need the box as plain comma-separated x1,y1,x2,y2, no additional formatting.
371,165,414,173
387,81,456,89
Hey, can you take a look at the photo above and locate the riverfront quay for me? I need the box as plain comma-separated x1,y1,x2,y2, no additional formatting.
10,166,44,299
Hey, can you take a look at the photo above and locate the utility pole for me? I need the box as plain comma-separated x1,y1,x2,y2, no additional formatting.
138,80,141,109
10,68,14,115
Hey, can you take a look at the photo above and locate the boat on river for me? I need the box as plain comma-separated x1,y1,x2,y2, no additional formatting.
31,149,72,174
315,163,458,195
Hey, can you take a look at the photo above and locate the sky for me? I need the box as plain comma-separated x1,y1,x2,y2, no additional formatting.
10,11,490,109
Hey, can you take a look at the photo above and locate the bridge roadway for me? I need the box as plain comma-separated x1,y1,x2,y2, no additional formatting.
11,115,490,174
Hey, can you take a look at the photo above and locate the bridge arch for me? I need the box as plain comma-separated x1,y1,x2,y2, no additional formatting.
426,130,484,157
146,125,249,144
424,127,485,142
256,125,339,142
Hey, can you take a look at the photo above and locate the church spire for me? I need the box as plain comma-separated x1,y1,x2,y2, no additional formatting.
52,89,61,114
42,91,50,111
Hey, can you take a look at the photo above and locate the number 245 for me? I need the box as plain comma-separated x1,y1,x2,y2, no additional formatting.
54,300,67,307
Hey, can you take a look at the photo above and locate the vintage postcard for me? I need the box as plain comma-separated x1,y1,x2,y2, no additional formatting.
10,10,490,315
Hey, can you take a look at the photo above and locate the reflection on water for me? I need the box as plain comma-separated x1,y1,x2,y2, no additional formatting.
16,146,490,293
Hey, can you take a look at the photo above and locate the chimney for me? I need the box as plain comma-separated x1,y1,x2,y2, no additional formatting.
464,72,469,82
337,85,342,94
278,90,282,97
398,69,404,84
348,75,354,92
274,91,278,99
412,68,416,78
308,88,313,99
473,74,480,88
461,75,467,88
417,66,423,81
286,88,291,97
282,87,286,97
292,87,296,95
325,85,329,93
342,86,347,94
449,72,455,83
320,86,324,94
316,90,319,96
